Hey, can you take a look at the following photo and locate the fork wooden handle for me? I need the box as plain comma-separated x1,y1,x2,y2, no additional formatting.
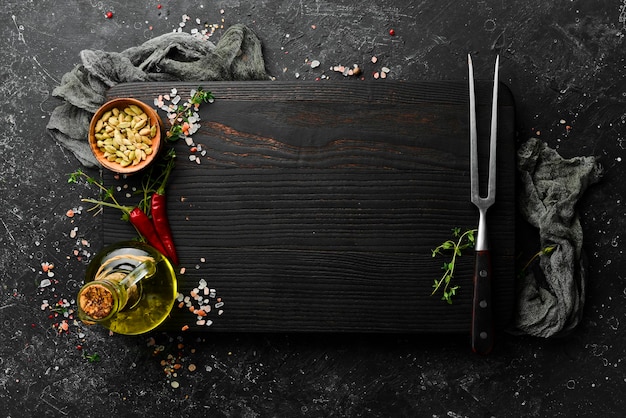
471,250,494,354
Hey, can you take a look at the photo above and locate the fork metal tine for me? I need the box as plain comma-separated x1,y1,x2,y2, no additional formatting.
487,55,499,201
468,54,479,204
468,54,499,205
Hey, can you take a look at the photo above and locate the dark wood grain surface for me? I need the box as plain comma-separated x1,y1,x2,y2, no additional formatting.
103,81,516,333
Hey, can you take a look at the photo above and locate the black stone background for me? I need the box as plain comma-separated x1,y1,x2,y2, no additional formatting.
1,1,625,417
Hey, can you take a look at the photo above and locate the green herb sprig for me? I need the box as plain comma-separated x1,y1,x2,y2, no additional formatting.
68,170,120,217
165,87,214,142
83,352,101,363
518,244,557,278
431,227,477,304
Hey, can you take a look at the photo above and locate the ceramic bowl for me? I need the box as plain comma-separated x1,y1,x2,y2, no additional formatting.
89,98,162,174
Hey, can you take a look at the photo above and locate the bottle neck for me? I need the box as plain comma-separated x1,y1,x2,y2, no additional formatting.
78,256,155,323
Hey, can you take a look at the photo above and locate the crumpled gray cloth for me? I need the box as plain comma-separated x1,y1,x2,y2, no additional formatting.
516,137,602,337
47,24,269,166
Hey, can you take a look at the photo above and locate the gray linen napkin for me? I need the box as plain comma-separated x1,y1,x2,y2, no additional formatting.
516,137,602,337
47,24,269,166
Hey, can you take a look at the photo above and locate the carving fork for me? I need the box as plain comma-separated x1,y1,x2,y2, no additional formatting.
468,54,499,354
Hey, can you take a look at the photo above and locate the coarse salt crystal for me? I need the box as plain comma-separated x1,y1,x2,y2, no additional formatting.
39,279,51,288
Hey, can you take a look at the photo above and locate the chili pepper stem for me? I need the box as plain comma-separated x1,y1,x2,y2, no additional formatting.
156,150,176,195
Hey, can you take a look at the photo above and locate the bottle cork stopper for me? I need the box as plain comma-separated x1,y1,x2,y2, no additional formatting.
79,283,114,320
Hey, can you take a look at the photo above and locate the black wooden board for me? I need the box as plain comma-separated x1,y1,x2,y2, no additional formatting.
102,81,516,334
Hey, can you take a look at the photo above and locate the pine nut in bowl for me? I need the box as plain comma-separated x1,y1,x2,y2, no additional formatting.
89,98,162,174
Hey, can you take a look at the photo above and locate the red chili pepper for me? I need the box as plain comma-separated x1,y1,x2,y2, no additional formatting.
149,152,179,265
129,207,169,257
82,196,168,255
151,193,179,265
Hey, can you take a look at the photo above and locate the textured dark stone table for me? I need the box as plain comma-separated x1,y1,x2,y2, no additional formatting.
1,1,624,417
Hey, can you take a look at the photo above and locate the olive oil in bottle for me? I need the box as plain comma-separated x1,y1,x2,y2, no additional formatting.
77,241,177,335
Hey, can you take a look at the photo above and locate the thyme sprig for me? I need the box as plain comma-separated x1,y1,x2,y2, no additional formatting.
68,170,122,217
162,87,214,142
518,245,557,278
431,227,477,304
